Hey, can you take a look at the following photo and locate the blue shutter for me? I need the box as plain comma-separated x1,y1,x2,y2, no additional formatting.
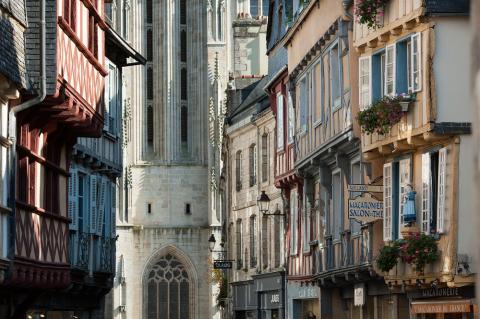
396,40,409,94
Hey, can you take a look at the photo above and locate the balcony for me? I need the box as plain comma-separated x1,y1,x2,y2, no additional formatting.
313,225,374,285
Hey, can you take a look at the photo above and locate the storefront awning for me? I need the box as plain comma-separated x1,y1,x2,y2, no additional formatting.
411,299,474,314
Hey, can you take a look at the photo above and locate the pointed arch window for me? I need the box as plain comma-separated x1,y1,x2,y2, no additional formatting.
147,29,153,61
147,105,153,146
180,31,187,62
146,254,190,319
181,106,188,143
146,0,152,24
147,67,153,100
217,3,223,41
181,68,187,100
180,0,186,25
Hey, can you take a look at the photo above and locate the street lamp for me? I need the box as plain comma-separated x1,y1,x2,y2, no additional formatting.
257,191,270,214
208,233,216,253
257,191,284,216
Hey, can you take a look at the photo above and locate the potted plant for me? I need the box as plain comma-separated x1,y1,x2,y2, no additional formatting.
399,233,439,274
357,96,404,135
397,93,416,112
355,0,388,29
376,242,400,272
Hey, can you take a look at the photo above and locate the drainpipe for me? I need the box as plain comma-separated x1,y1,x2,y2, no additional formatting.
7,0,46,261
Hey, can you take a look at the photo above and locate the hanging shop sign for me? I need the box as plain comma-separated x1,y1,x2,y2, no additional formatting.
354,283,365,306
213,261,233,269
348,194,383,223
347,184,383,193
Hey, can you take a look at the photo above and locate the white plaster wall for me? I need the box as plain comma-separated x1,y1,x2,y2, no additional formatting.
433,17,472,123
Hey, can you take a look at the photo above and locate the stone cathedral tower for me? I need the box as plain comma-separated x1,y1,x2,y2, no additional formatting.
113,0,233,318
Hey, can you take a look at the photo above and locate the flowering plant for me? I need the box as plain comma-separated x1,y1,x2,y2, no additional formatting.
355,0,388,29
376,242,401,272
357,96,404,135
376,233,439,274
399,232,439,274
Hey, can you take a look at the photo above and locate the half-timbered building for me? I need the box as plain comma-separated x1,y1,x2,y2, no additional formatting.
0,0,110,315
278,0,393,317
354,0,475,317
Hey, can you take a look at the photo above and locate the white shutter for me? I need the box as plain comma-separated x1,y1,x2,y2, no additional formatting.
96,177,107,236
383,163,393,241
359,56,371,110
398,158,411,238
437,147,447,233
276,92,284,150
411,33,422,92
421,153,431,234
68,168,78,231
111,182,117,238
89,175,98,234
385,44,396,96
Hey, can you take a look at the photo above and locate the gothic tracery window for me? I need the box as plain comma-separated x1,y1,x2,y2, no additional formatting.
147,254,190,319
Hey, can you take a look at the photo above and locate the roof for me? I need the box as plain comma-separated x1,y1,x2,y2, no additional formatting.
105,27,146,67
228,77,270,125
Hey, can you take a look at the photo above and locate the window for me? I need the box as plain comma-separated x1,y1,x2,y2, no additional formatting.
384,44,396,96
330,44,341,109
181,68,187,100
331,171,342,240
180,31,187,62
276,92,284,150
371,51,385,101
287,92,294,144
122,0,130,40
147,29,153,61
299,77,308,133
64,0,77,30
383,158,412,241
261,134,268,183
359,56,371,110
181,106,188,143
235,151,242,191
236,219,243,269
250,215,257,267
147,67,153,99
104,63,117,134
302,185,310,253
261,216,268,267
313,62,322,123
249,144,257,186
410,33,422,92
274,216,281,268
78,173,86,233
88,16,98,57
250,0,258,17
421,148,447,234
383,163,393,241
290,189,298,255
147,105,153,146
217,3,223,40
262,0,269,16
146,254,190,319
146,0,152,24
180,0,186,25
276,4,283,40
147,203,152,214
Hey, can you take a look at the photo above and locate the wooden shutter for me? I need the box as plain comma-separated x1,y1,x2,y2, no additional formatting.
68,168,78,230
411,32,422,92
385,44,396,96
276,93,284,150
421,153,431,234
383,163,393,241
359,56,371,110
96,176,107,236
111,181,117,238
437,147,447,233
89,175,98,234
